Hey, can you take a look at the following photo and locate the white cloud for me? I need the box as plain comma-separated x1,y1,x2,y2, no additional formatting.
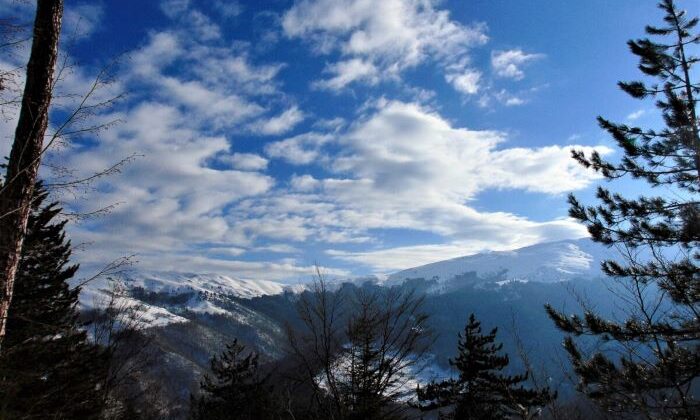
160,76,264,127
329,101,606,196
326,242,484,272
75,245,349,282
63,101,282,278
491,49,543,80
236,101,610,270
326,223,586,271
265,132,333,165
212,0,243,19
626,109,646,121
290,174,321,191
160,0,221,40
251,106,306,135
24,0,605,280
491,49,544,80
219,153,269,171
255,244,301,254
313,117,346,131
49,5,329,282
445,69,481,95
160,0,190,18
494,89,525,106
312,58,380,91
189,52,284,96
209,246,248,257
127,29,286,131
283,0,488,91
130,32,182,77
63,3,104,39
188,9,222,40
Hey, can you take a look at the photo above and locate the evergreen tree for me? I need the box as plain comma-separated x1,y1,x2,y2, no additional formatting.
416,314,554,419
546,1,700,418
342,305,389,420
190,339,282,420
0,184,107,419
339,287,431,420
288,281,433,420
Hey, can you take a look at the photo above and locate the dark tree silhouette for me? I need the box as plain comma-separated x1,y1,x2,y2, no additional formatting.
0,0,64,344
546,1,700,417
288,278,433,420
190,339,282,420
0,184,106,419
417,314,554,419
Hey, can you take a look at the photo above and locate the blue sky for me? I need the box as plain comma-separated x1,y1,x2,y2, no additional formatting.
1,0,696,282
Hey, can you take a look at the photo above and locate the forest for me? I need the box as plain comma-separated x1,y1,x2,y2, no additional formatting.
0,0,698,419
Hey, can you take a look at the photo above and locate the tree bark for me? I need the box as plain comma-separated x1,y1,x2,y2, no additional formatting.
0,0,63,344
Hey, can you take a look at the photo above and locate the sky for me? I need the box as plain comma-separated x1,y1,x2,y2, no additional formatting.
1,0,697,283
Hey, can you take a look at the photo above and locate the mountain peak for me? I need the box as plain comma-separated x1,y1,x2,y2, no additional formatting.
387,238,610,286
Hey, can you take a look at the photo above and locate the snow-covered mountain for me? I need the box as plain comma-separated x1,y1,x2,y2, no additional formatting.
120,271,305,299
75,238,620,413
79,239,612,326
387,238,611,286
79,271,304,327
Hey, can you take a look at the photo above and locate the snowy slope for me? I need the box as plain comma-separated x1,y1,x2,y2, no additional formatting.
121,271,304,299
317,352,451,403
387,238,611,285
78,271,305,327
79,285,189,327
77,239,611,326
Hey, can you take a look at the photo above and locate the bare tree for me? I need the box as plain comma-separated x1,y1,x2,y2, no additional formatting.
287,277,345,417
0,0,133,348
0,16,29,113
508,313,567,420
0,0,63,344
84,280,167,419
287,276,433,420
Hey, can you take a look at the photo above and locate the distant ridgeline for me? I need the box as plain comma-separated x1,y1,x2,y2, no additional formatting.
80,238,644,415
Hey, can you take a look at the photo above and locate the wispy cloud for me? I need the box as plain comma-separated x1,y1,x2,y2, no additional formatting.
240,100,609,272
250,106,306,135
218,153,269,171
445,69,482,95
63,3,105,40
14,0,610,280
283,0,488,92
265,132,333,165
55,1,321,281
491,49,544,80
626,109,646,121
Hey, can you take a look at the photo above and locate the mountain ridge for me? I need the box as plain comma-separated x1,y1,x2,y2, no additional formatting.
386,237,611,286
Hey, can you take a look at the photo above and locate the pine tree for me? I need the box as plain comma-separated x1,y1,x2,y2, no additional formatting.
545,1,700,418
190,339,282,420
339,287,431,420
288,281,433,420
417,314,554,419
343,306,388,420
0,184,107,418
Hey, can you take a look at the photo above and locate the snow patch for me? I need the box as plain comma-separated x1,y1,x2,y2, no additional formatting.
184,295,229,316
79,286,188,327
316,352,452,403
495,278,529,287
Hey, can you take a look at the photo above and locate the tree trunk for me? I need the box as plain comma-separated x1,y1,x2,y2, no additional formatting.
0,0,63,345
